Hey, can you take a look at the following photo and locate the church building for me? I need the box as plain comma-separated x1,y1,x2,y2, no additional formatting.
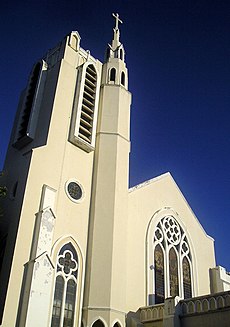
0,14,230,327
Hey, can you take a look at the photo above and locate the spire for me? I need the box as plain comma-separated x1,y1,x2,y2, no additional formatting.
111,13,123,49
105,13,125,62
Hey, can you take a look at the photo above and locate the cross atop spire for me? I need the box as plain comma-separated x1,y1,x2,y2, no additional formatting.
112,13,123,30
111,13,123,48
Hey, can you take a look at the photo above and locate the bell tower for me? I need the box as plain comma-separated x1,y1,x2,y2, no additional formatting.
83,13,132,327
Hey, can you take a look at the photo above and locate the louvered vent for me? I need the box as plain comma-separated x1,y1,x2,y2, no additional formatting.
78,65,97,144
17,63,41,141
13,60,47,149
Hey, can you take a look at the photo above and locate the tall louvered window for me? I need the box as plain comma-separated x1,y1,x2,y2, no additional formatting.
70,63,99,152
13,60,47,149
79,65,97,144
152,216,193,304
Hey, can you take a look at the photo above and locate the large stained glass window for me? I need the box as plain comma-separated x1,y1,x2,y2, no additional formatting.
153,215,192,303
51,243,78,327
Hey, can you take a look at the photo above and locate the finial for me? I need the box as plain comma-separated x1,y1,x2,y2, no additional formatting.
112,13,123,31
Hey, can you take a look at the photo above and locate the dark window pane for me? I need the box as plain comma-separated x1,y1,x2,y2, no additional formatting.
92,320,105,327
110,68,116,82
63,279,77,327
154,244,165,303
121,72,125,86
183,257,192,299
51,275,64,327
169,248,179,297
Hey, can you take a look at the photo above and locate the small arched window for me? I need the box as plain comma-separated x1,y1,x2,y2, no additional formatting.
92,319,105,327
113,322,121,327
119,49,123,60
110,68,116,82
51,243,78,327
121,72,125,86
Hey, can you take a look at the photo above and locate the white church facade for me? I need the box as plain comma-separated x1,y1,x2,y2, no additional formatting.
0,14,230,327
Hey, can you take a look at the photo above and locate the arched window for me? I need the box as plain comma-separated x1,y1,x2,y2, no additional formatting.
113,322,121,327
51,243,78,327
119,49,123,60
153,216,192,303
110,68,116,82
121,72,125,86
92,319,105,327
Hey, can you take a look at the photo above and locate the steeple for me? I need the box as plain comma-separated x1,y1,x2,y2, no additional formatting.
102,13,128,89
111,13,123,49
105,13,125,63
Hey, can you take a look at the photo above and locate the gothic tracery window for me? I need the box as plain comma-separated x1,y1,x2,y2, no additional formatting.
51,243,78,327
153,216,192,303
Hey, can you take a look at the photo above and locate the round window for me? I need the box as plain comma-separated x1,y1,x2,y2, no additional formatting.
66,180,83,202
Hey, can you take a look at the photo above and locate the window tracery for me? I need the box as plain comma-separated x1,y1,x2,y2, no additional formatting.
153,215,192,303
51,243,78,327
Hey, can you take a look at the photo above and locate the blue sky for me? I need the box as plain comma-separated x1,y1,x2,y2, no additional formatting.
1,0,230,270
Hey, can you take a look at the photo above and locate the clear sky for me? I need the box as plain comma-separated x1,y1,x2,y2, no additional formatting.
1,0,230,270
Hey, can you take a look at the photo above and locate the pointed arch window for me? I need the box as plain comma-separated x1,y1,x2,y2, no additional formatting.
119,49,123,60
110,68,116,82
152,216,193,304
51,243,78,327
121,72,125,86
69,63,100,152
113,322,122,327
92,320,105,327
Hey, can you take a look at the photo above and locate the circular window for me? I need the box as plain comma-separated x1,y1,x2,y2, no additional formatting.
66,180,84,202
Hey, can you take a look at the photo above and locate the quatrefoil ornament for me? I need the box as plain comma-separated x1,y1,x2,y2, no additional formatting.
58,250,78,275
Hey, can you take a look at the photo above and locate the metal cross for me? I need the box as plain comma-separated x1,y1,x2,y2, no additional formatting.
112,13,123,30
